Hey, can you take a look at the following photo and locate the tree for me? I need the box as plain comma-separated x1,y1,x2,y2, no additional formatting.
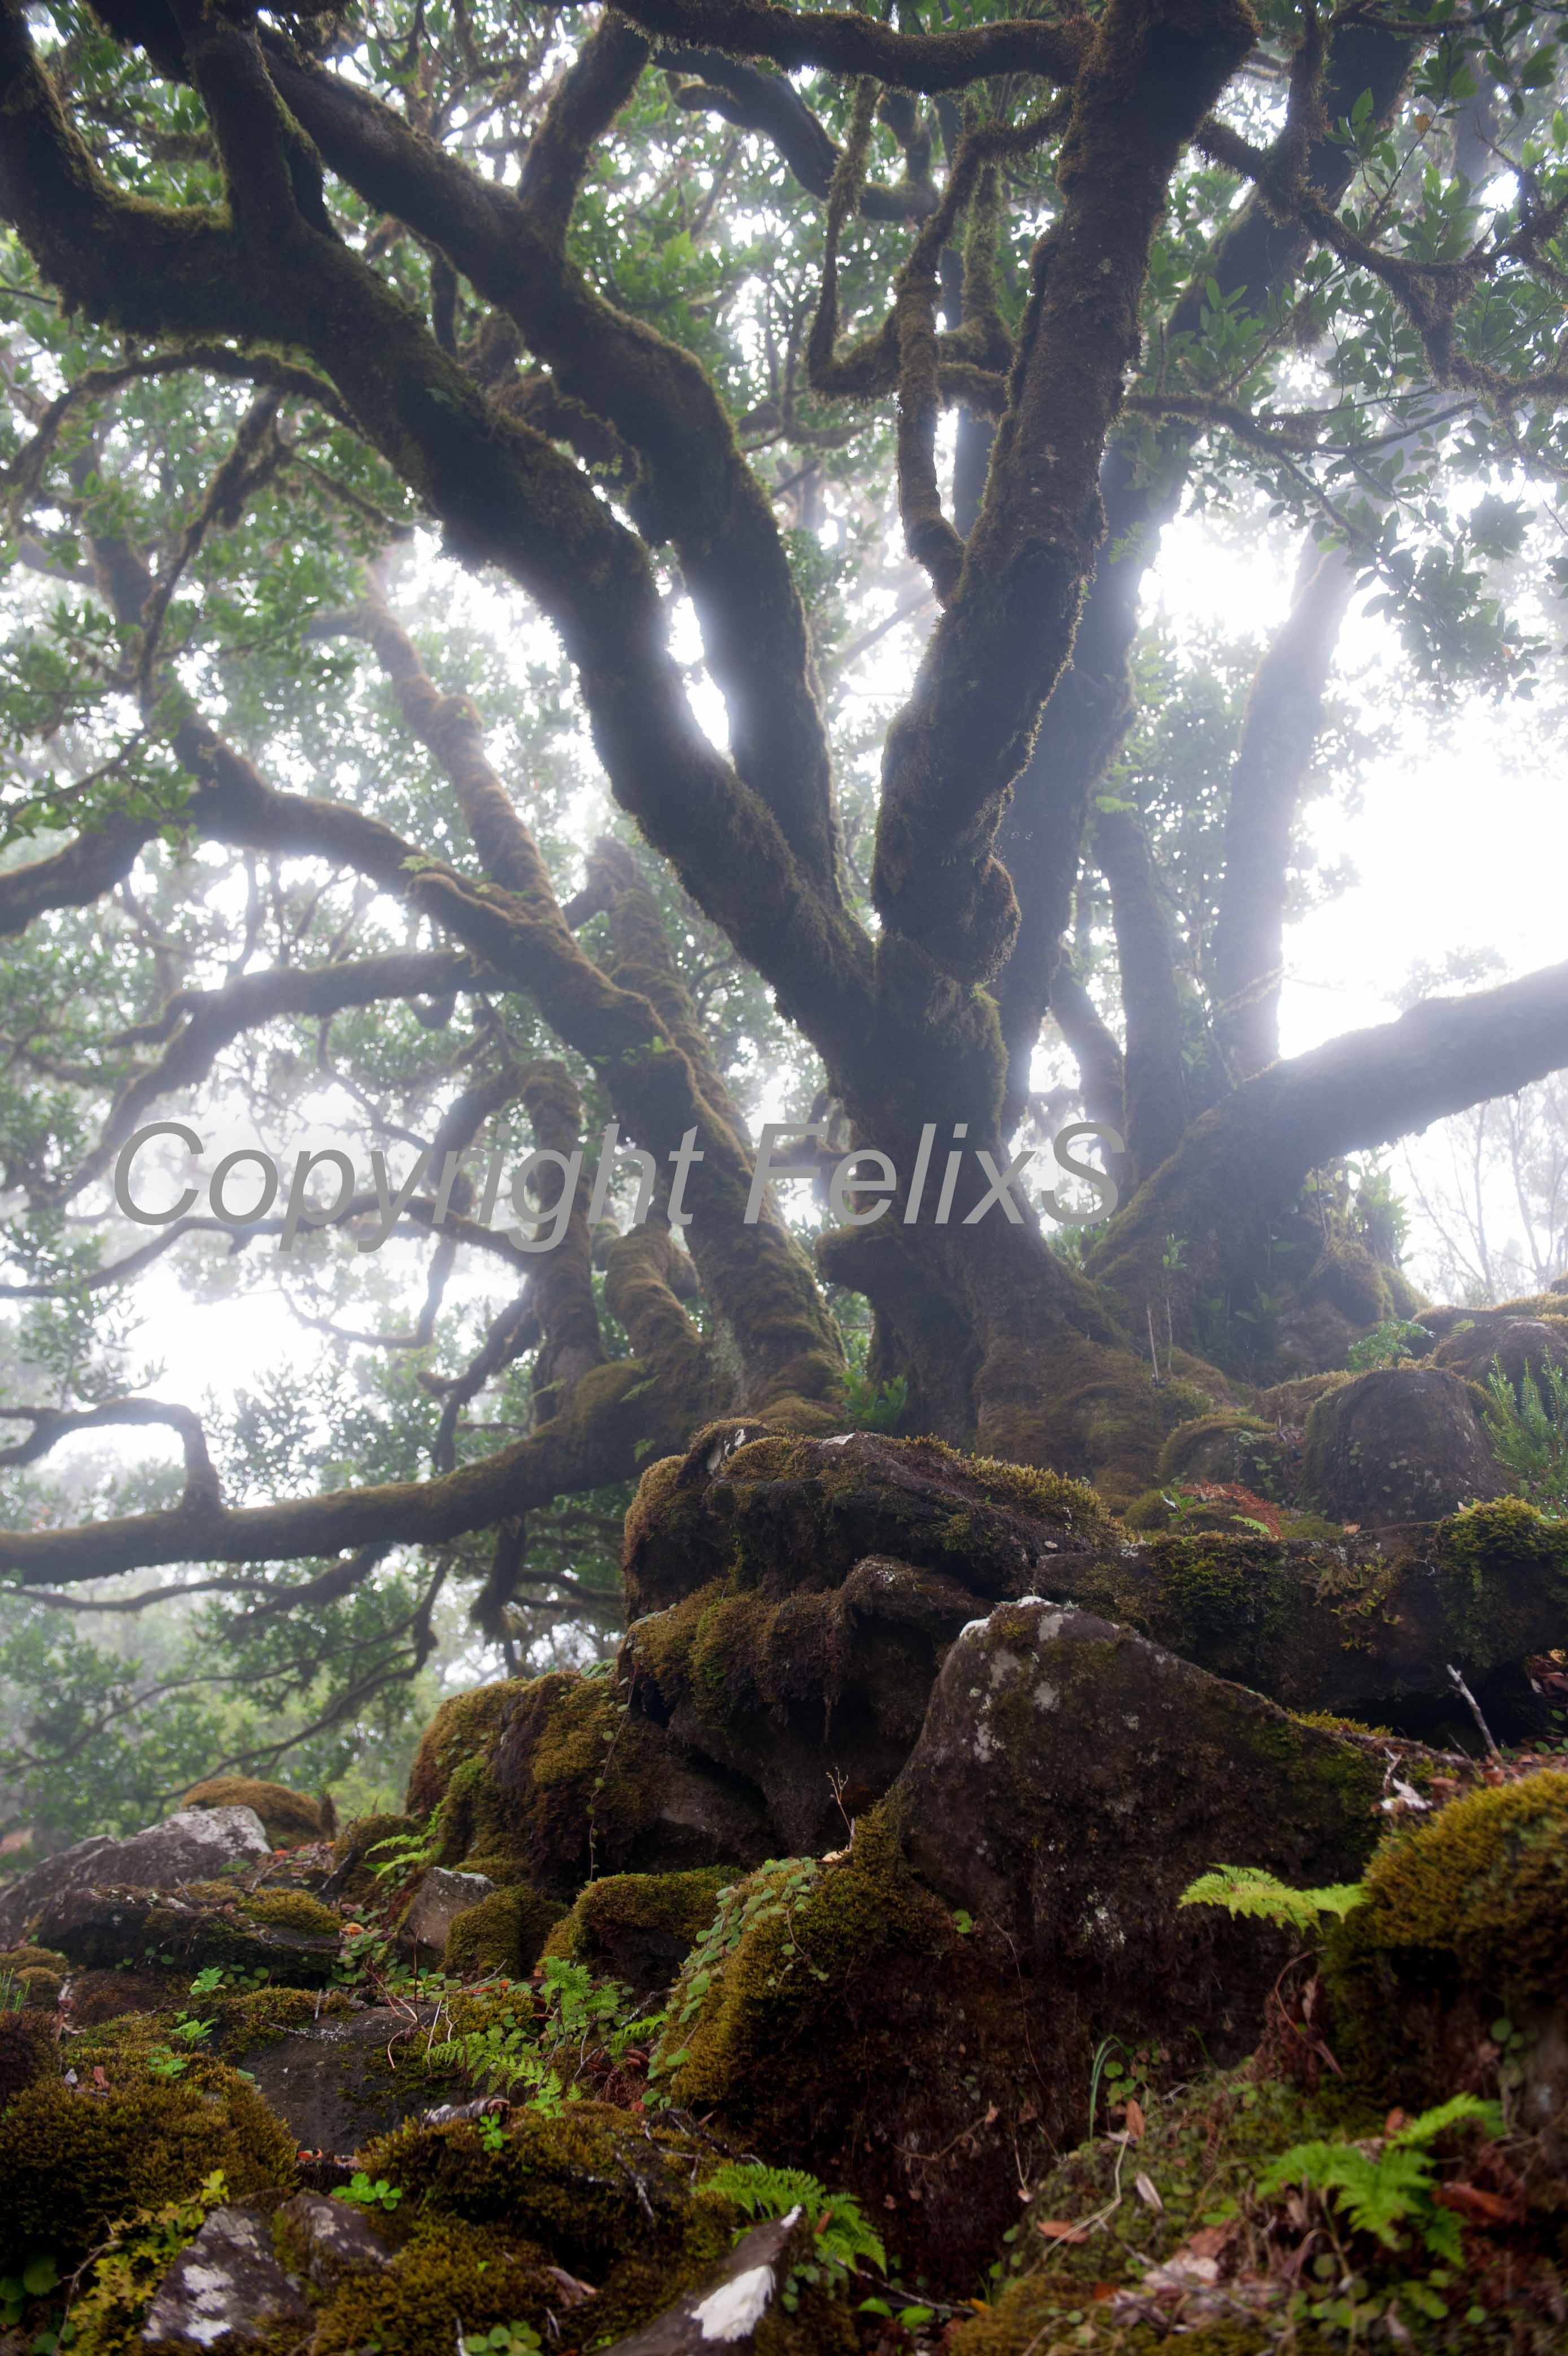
3,0,1568,1798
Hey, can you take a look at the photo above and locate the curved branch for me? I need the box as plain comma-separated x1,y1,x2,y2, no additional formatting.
1089,958,1568,1318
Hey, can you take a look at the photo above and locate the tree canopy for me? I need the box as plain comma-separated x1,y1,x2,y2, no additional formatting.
3,0,1568,1832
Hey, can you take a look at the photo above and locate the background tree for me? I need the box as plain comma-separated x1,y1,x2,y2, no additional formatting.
3,0,1568,1825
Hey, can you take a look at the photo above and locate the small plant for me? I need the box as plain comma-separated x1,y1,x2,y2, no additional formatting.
461,2327,540,2356
1258,2095,1503,2263
187,1965,228,1997
331,2173,403,2212
477,2110,507,2153
1346,1319,1430,1372
1482,1354,1568,1515
366,1812,442,1882
64,2172,229,2348
1179,1865,1365,1933
1,2254,58,2329
840,1369,909,1432
704,2162,886,2307
145,2048,194,2079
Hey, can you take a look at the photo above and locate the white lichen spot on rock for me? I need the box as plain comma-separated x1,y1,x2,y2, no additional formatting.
695,2257,781,2341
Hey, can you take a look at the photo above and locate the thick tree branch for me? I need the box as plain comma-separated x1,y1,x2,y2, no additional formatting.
870,0,1256,985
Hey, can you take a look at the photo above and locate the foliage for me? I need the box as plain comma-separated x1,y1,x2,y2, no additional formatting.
1257,2096,1504,2263
332,2173,404,2212
425,1956,662,2115
1346,1320,1431,1372
1482,1354,1568,1514
839,1371,909,1433
703,2162,886,2304
1179,1865,1366,1933
61,2170,230,2350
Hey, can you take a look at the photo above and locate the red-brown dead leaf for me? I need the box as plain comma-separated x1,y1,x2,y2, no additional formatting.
1125,2096,1146,2141
1037,2219,1091,2243
1432,2182,1523,2227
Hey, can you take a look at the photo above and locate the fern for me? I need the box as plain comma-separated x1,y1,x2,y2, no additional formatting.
366,1799,444,1882
1482,1355,1568,1515
1178,1864,1365,1931
704,2163,886,2301
1258,2095,1504,2263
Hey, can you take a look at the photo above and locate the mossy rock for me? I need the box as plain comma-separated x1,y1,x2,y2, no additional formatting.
181,1775,326,1845
622,1421,1118,1620
443,1882,565,1978
651,1810,1047,2288
0,1942,67,2012
1325,1769,1568,2123
33,1885,339,1986
356,2102,718,2278
1300,1366,1506,1526
239,1887,340,1937
1039,1502,1568,1733
406,1681,531,1817
0,2049,296,2267
309,2214,556,2354
543,1866,731,1994
1156,1412,1286,1497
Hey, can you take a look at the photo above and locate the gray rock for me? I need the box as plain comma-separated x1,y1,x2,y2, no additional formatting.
140,2206,311,2348
273,2191,390,2289
0,1807,271,1944
893,1600,1388,2055
598,2215,799,2355
394,1865,494,1959
234,2006,461,2153
1300,1366,1506,1526
35,1885,337,1984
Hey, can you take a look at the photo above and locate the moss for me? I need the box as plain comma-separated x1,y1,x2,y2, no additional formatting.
405,1680,530,1816
239,1888,340,1937
181,1776,324,1845
207,1984,353,2057
336,1810,419,1873
443,1882,565,1978
0,1943,69,1972
311,2214,553,2354
0,2007,57,2108
456,1849,530,1886
355,2103,713,2276
656,1808,945,2112
0,1943,67,2010
0,2051,296,2266
543,1867,730,1991
1156,1411,1271,1483
1347,1769,1568,2001
1322,1770,1568,2114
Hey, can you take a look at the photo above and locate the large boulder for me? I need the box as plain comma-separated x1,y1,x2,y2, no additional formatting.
33,1883,339,1984
622,1422,1116,1620
0,1806,272,1944
892,1601,1388,2049
1300,1365,1506,1525
180,1777,328,1847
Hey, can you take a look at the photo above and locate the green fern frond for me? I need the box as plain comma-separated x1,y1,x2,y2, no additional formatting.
1178,1864,1365,1931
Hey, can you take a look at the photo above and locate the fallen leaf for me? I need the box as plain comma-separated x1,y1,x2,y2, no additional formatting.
1432,2182,1521,2226
91,2065,110,2091
1037,2219,1091,2243
1183,2225,1236,2261
1384,2109,1410,2136
1134,2173,1164,2214
1125,2095,1146,2141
